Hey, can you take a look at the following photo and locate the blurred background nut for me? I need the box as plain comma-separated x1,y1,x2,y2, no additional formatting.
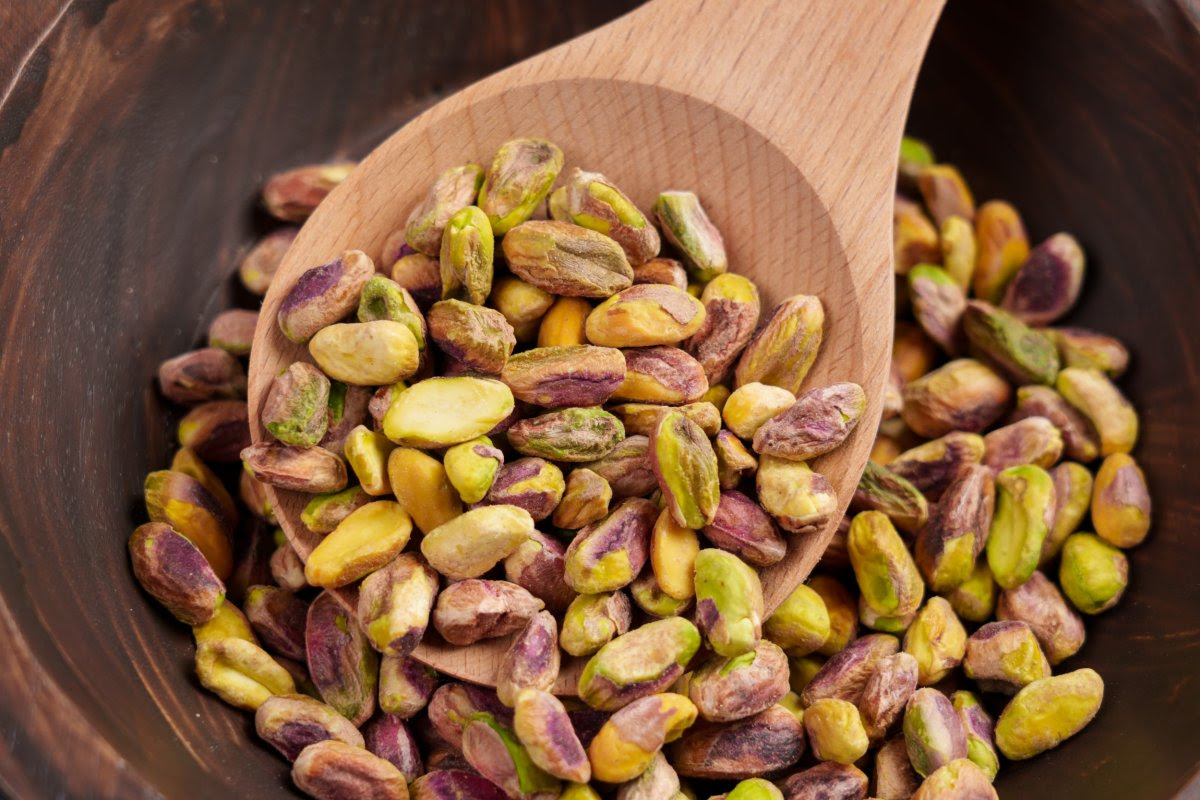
972,200,1029,303
962,621,1050,695
808,575,859,657
128,522,225,625
668,704,806,780
291,739,408,800
243,585,308,661
917,164,975,226
908,265,967,355
894,198,940,276
1045,327,1130,378
901,358,1012,438
254,694,364,762
262,162,353,222
178,399,252,462
851,462,929,534
411,770,510,800
1055,366,1138,456
1091,453,1151,548
1010,385,1100,463
804,698,870,764
433,579,544,646
1001,232,1086,326
239,228,298,296
277,250,375,344
405,163,484,255
158,348,247,406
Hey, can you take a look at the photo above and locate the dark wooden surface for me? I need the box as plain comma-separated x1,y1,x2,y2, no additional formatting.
0,0,1197,798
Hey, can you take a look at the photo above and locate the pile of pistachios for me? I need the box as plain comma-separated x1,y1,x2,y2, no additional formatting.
131,133,1148,800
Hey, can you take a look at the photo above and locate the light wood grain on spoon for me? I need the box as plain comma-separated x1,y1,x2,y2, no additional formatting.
249,0,944,693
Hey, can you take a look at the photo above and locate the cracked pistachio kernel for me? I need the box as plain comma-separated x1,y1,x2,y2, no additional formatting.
277,250,375,344
260,362,330,447
848,510,925,619
309,321,420,386
944,561,997,624
358,553,439,658
973,200,1030,303
383,377,514,448
652,190,727,282
482,457,565,525
986,464,1055,590
405,163,485,255
901,358,1012,439
1091,453,1151,548
1059,532,1129,615
586,283,706,348
497,612,561,708
723,382,796,440
994,668,1104,760
801,633,900,707
631,571,691,619
343,425,396,496
651,509,700,601
903,688,968,778
764,583,830,657
421,504,535,581
143,469,234,579
714,429,757,490
387,447,462,534
588,692,698,783
553,468,612,530
504,220,634,298
564,498,657,594
479,138,564,234
694,549,764,658
508,407,626,462
804,698,870,765
443,435,504,504
962,301,1060,386
577,617,701,711
857,652,919,742
651,410,720,529
1056,366,1138,456
562,167,660,266
734,295,825,394
903,597,967,686
963,621,1050,695
560,591,631,657
305,501,412,589
1001,233,1085,326
255,694,365,762
439,205,494,305
756,456,838,535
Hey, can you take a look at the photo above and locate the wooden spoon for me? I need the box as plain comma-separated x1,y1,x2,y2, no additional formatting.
249,0,944,693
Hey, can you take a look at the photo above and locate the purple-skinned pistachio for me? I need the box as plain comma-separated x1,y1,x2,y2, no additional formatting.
752,382,867,462
363,712,423,782
669,704,806,780
962,300,1060,386
481,458,565,522
577,617,701,711
950,691,1000,781
225,518,275,604
178,400,252,462
319,382,373,455
901,358,1013,439
508,407,626,463
564,498,657,594
688,640,790,722
513,689,592,783
874,735,921,800
588,693,697,784
584,435,658,498
1044,326,1130,378
734,295,824,394
291,739,408,800
1001,233,1085,326
378,654,437,719
357,553,439,657
461,713,562,800
651,410,720,529
1056,367,1138,456
889,432,986,499
917,164,975,226
433,580,544,646
857,652,919,743
277,250,375,343
306,591,379,726
270,540,306,592
405,163,485,255
914,464,995,592
1091,453,1152,548
633,256,689,291
903,688,969,778
702,490,787,567
158,348,246,406
779,761,869,800
851,463,929,535
982,416,1063,474
262,161,353,222
241,442,347,494
254,693,365,762
427,682,512,752
685,273,762,385
428,299,516,375
501,345,626,408
963,621,1050,694
411,770,511,800
908,264,968,355
261,362,331,447
613,346,709,405
244,585,308,661
239,227,298,296
1010,384,1100,463
497,611,561,707
504,531,576,613
801,633,900,707
996,571,1085,665
128,522,225,625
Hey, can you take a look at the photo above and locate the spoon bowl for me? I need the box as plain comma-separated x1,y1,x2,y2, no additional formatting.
249,0,943,691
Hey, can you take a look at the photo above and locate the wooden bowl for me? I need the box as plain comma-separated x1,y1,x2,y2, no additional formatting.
0,1,1196,797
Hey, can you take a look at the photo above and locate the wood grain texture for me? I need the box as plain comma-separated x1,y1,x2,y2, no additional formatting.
0,0,1198,798
248,0,943,692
